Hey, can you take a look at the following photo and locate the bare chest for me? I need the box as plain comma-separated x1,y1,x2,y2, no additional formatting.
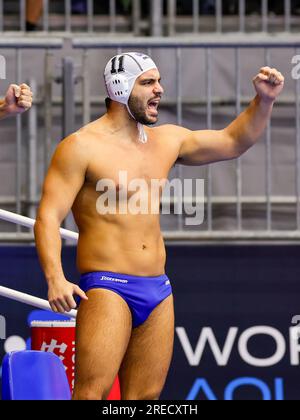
85,142,173,190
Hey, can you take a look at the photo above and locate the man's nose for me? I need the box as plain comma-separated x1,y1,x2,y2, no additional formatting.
154,83,164,95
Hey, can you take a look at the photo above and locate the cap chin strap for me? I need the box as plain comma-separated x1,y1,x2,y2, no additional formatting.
126,104,148,144
137,123,148,144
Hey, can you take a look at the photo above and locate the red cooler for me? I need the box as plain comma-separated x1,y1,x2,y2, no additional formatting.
31,320,120,400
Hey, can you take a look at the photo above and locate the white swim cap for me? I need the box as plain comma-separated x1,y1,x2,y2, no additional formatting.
104,52,158,143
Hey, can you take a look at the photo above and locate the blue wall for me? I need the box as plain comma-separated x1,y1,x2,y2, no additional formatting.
1,245,300,400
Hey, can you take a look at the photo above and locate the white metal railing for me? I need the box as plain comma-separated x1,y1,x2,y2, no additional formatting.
0,38,63,235
0,0,299,35
0,0,142,34
1,36,300,243
72,36,300,243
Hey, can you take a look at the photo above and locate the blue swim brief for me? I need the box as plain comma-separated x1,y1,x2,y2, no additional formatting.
78,271,173,329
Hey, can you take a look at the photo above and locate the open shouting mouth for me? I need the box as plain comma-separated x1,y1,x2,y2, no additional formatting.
147,98,160,114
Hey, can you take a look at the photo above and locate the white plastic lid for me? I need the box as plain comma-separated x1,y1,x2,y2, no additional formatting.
31,321,76,328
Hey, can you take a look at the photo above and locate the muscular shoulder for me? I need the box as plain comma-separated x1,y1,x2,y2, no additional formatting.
151,124,191,142
145,124,192,167
149,124,191,151
51,132,91,174
55,132,87,156
56,118,105,156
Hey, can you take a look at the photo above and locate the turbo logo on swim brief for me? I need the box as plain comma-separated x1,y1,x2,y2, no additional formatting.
100,276,128,284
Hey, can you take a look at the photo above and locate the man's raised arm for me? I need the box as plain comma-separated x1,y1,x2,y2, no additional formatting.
174,67,285,166
34,134,89,314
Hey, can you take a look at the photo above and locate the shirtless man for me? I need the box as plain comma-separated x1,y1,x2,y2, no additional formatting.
34,52,284,400
0,84,33,120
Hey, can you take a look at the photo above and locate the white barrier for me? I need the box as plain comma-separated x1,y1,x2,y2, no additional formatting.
0,209,78,318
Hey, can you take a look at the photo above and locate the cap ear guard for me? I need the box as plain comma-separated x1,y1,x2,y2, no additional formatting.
107,74,129,102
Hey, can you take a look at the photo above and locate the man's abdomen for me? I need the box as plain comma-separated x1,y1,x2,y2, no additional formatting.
75,224,166,277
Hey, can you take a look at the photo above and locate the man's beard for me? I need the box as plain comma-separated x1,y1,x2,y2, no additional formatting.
128,95,158,125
